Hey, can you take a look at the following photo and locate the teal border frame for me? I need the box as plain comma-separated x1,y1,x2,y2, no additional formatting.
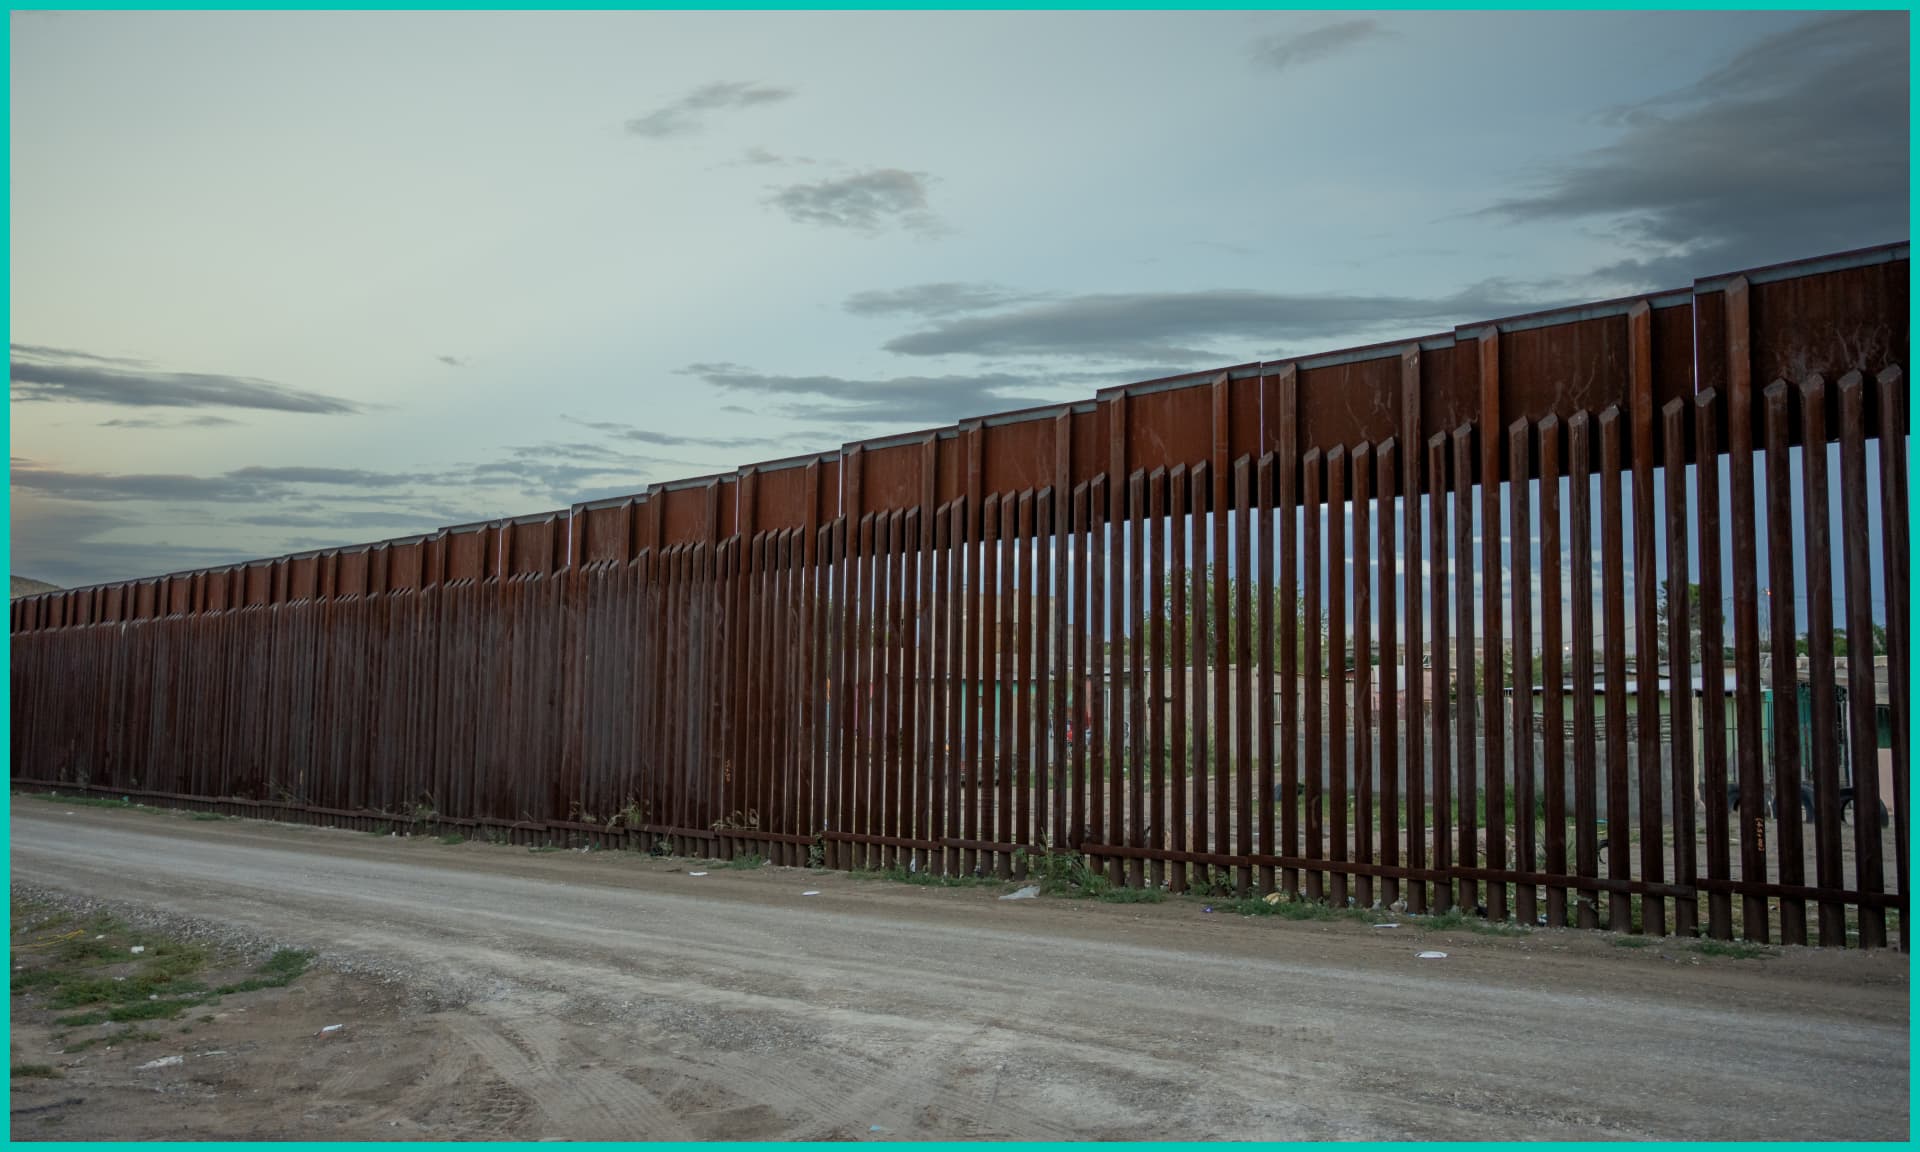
2,5,1913,1149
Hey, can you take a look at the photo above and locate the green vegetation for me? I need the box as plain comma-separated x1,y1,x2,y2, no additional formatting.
211,949,313,996
12,902,315,1044
12,1063,60,1078
1028,851,1166,903
1691,938,1775,960
857,862,997,889
723,853,767,870
1612,936,1657,948
1097,886,1167,904
25,791,145,812
59,1027,161,1053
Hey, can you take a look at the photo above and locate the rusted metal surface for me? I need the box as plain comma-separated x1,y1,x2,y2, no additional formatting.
13,244,1908,948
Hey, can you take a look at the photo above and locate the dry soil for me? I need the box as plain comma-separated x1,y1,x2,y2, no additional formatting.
8,800,1909,1140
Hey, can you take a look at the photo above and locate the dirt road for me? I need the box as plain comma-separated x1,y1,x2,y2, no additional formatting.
9,802,1909,1140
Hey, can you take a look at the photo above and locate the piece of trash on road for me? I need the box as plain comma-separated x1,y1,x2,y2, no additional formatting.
801,890,821,896
999,885,1040,900
869,1126,884,1133
1417,951,1448,959
94,935,104,941
317,1024,345,1036
1373,923,1400,929
137,1056,183,1070
129,946,145,955
1202,905,1215,913
687,871,708,877
1263,892,1284,905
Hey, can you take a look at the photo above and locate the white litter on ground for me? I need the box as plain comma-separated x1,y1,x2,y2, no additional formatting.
1000,885,1041,900
137,1056,183,1070
1417,951,1448,959
687,871,708,877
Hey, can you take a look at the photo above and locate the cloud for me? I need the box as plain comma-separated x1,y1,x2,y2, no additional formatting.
11,344,359,413
10,343,143,366
9,462,442,505
99,415,240,429
232,508,451,532
843,282,1050,319
10,498,254,588
1253,19,1389,73
464,449,656,506
437,355,465,368
735,146,815,167
12,464,273,504
680,361,1061,426
624,81,794,139
561,415,778,452
226,465,436,487
1482,12,1908,287
765,169,940,233
880,281,1553,362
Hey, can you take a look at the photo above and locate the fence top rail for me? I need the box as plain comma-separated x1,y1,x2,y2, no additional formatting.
12,240,1907,621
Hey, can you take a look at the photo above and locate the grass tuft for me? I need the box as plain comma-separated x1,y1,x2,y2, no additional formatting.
59,1027,161,1054
1096,886,1166,904
27,791,145,812
1691,938,1776,960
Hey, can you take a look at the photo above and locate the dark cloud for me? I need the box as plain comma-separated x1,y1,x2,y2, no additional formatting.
11,343,143,366
99,415,241,429
10,498,253,588
843,282,1049,319
681,361,1059,426
437,355,465,368
879,281,1551,362
625,81,794,139
1253,19,1389,73
1483,12,1908,287
11,463,438,505
227,465,435,486
11,344,359,413
6,440,679,584
765,169,940,233
12,465,272,504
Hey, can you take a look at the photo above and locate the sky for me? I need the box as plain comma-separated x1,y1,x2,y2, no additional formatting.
8,10,1910,590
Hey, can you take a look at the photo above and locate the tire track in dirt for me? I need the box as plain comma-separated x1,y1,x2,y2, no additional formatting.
453,1008,689,1140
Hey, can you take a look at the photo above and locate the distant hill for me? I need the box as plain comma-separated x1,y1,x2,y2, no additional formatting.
11,575,59,598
